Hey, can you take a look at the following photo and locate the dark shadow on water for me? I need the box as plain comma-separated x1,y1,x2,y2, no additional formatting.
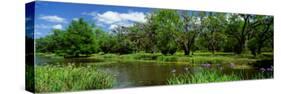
251,59,273,69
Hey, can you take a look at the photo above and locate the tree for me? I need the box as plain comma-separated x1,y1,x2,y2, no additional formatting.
149,10,181,55
95,28,114,53
36,29,65,53
35,11,273,57
127,22,158,53
225,14,253,54
63,18,98,57
247,15,273,56
176,11,205,55
111,26,134,54
199,13,227,54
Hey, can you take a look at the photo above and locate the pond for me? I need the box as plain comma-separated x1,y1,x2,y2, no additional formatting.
35,55,273,88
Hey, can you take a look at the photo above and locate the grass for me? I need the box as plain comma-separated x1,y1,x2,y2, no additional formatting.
34,65,116,93
167,69,273,85
167,70,241,85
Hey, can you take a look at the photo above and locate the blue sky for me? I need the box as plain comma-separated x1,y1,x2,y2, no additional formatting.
26,1,153,38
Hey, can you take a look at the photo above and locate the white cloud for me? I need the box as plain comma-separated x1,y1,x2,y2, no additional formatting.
35,24,63,30
72,18,79,21
96,11,122,24
39,15,66,23
109,22,134,30
35,31,42,36
96,22,106,28
109,24,118,30
52,24,63,29
35,24,50,29
119,11,147,23
83,11,147,30
95,11,147,24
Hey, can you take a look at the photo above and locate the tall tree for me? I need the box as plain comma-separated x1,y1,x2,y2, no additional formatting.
176,11,205,55
149,9,182,55
226,14,253,54
63,18,98,57
199,13,227,54
111,26,134,54
248,15,273,56
130,22,158,53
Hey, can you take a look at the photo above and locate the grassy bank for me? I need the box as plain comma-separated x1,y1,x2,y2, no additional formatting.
37,52,273,67
100,52,271,62
34,65,116,93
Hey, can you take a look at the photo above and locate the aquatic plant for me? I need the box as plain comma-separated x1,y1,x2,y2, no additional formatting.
167,70,241,85
34,65,116,92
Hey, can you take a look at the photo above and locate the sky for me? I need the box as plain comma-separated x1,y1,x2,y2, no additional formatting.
26,1,153,38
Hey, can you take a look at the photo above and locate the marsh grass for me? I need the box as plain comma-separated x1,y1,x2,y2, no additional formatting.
167,70,241,85
35,65,116,93
253,71,274,79
167,69,272,85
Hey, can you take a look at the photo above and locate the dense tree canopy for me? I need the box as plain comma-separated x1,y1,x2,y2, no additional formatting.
150,10,182,55
37,19,99,57
36,10,273,57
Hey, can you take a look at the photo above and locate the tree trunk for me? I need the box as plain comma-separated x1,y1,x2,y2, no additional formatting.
236,37,246,54
257,43,263,54
236,43,244,54
183,44,190,55
184,47,190,55
211,49,215,54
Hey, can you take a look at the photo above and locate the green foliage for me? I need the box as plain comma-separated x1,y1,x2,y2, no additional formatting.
149,10,181,55
111,26,135,54
248,16,273,55
36,10,273,57
64,19,98,57
35,65,116,92
129,23,158,53
32,10,274,93
96,29,115,53
197,13,227,53
36,18,100,57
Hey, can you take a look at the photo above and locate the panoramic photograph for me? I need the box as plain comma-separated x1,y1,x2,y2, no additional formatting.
26,1,273,93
